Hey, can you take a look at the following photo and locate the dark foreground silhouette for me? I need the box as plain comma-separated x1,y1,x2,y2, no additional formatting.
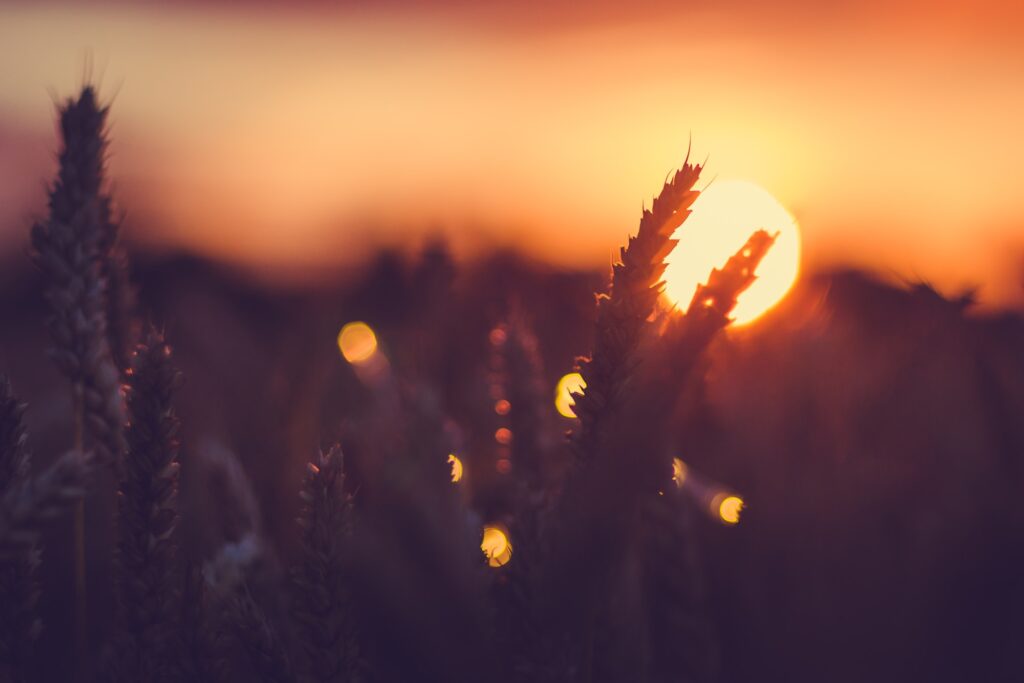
2,245,1022,682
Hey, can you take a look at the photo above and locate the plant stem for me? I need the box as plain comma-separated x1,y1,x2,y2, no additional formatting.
72,386,87,681
582,607,596,683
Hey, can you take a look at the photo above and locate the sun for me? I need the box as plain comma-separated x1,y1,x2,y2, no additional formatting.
663,180,801,325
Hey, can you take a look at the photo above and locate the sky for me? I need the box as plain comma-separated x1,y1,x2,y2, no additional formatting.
1,1,1023,304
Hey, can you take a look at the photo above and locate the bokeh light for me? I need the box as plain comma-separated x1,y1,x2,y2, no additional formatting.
672,458,688,488
554,372,587,419
448,453,463,483
492,545,512,567
712,493,744,525
481,525,512,567
663,180,801,325
489,327,507,346
337,322,378,364
494,399,511,416
495,427,512,445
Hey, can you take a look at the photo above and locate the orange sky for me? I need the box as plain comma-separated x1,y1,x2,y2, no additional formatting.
1,2,1023,305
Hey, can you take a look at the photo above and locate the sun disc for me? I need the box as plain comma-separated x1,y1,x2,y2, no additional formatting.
663,180,800,325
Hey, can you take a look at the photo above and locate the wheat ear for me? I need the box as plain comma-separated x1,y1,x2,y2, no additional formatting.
570,160,702,466
30,86,128,674
0,378,39,683
31,85,126,467
290,444,360,683
109,328,183,680
226,583,296,683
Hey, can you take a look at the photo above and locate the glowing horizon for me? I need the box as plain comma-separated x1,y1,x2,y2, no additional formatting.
1,2,1023,306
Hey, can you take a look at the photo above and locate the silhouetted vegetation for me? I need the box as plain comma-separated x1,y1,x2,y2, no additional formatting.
1,85,1023,683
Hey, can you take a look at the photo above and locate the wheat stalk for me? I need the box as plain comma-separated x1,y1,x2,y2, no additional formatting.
172,563,227,683
0,378,39,683
484,312,560,681
289,444,360,683
569,160,703,467
205,533,295,683
50,83,138,373
0,442,90,683
544,170,775,679
340,387,496,682
31,85,126,467
108,327,183,680
502,311,554,491
225,583,296,683
640,492,718,683
0,378,30,495
30,85,131,675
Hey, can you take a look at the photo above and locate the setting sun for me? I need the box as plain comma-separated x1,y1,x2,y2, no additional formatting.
6,1,1024,678
664,180,800,325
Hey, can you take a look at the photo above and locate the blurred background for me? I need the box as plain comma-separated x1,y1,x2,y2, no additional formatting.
1,1,1024,304
2,2,1024,682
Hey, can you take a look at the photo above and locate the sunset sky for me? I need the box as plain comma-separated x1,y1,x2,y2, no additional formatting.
1,1,1022,304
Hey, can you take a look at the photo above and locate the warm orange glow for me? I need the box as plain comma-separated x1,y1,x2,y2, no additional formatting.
494,399,511,416
672,458,688,488
495,458,512,475
664,180,801,325
337,322,378,364
4,7,1023,307
554,372,587,419
481,525,512,567
495,427,512,445
448,453,463,483
712,493,744,525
